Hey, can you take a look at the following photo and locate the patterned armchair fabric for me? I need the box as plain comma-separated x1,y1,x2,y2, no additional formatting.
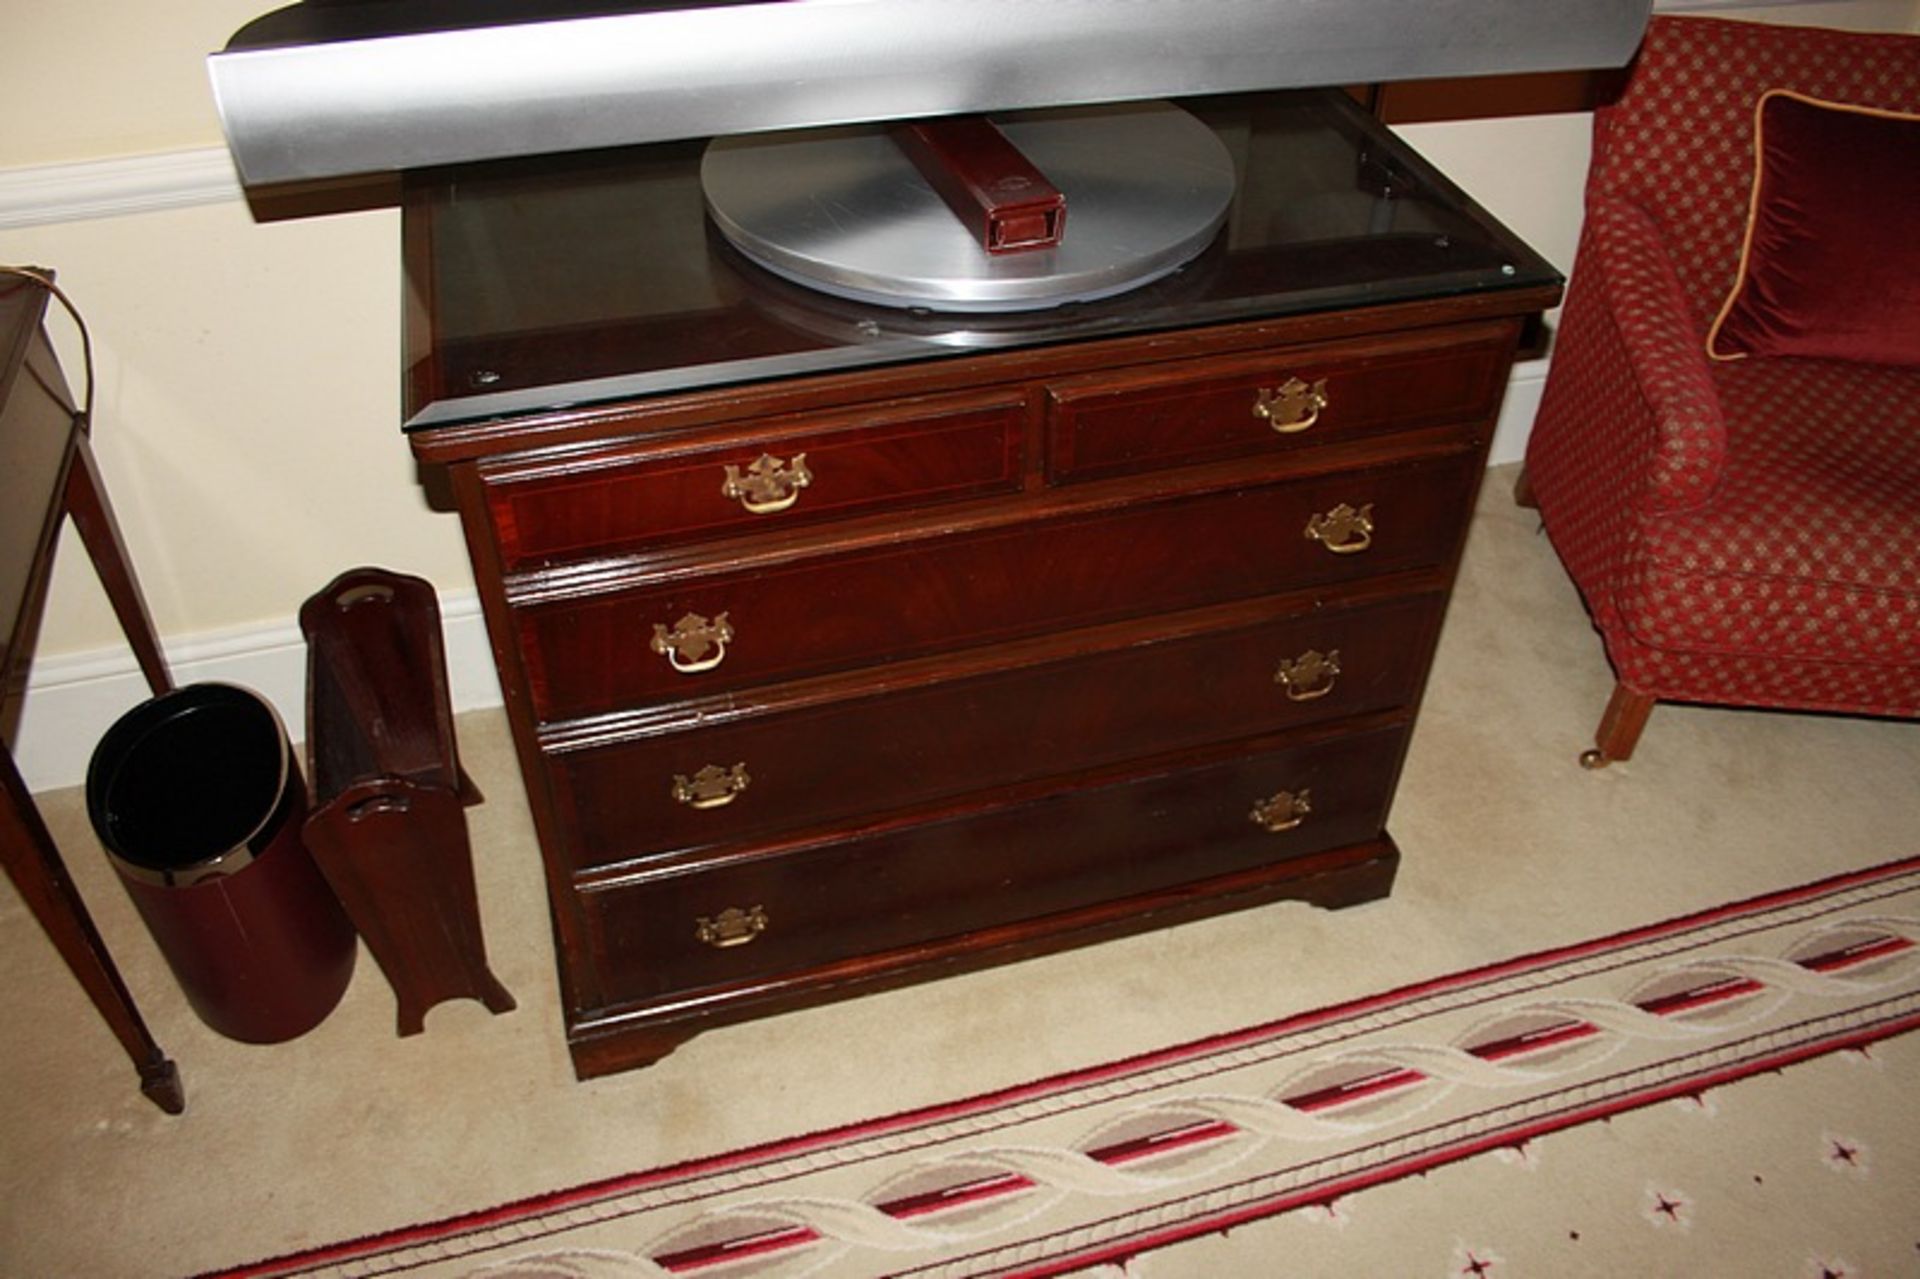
1524,15,1920,765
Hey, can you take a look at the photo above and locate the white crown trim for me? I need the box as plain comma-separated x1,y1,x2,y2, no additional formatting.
0,147,242,230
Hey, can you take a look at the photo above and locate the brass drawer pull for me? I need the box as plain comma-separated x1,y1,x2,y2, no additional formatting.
696,905,768,949
651,611,733,674
1250,788,1313,833
722,452,812,515
1252,377,1329,434
1305,502,1374,555
1275,648,1342,702
671,762,751,809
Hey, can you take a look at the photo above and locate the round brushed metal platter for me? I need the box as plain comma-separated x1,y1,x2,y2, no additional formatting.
701,101,1236,313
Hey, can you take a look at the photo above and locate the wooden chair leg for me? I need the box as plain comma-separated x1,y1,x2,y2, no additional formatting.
65,435,171,697
1512,464,1538,510
1581,682,1655,769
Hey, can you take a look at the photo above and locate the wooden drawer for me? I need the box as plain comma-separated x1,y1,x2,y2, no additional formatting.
1045,322,1513,484
482,389,1026,569
545,589,1444,870
516,450,1480,721
575,719,1411,1008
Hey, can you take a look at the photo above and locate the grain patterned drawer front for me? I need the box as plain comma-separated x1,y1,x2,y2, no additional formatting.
483,390,1026,569
576,721,1411,1006
518,451,1479,721
1045,323,1512,484
547,591,1444,870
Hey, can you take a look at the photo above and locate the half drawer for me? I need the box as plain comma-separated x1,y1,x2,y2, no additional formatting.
545,589,1445,870
482,389,1026,569
516,450,1479,721
574,719,1411,1008
1045,321,1514,483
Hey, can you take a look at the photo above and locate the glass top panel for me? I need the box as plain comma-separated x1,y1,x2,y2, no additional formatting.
403,89,1557,430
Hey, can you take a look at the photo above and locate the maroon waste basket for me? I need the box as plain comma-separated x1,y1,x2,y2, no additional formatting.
86,683,356,1043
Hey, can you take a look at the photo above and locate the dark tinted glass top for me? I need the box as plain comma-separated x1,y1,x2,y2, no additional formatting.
403,89,1557,430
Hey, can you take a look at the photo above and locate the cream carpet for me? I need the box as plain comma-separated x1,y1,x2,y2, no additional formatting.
3,463,1917,1277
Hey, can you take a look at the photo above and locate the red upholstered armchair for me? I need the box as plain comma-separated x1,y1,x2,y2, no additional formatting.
1522,15,1920,767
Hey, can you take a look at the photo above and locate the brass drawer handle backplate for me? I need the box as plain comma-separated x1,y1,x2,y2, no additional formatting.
1252,377,1329,434
1250,788,1313,833
1305,502,1374,555
1275,648,1342,701
651,611,733,674
722,452,812,515
671,762,751,809
696,905,769,949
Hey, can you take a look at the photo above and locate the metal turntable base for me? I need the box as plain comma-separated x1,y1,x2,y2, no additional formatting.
701,101,1236,314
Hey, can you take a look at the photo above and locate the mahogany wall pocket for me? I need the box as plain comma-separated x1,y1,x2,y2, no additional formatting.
301,567,515,1037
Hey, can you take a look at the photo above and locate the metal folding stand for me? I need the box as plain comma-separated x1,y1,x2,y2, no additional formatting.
1,269,184,1113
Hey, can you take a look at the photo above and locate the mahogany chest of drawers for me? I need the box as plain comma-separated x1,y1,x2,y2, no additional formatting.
402,90,1560,1077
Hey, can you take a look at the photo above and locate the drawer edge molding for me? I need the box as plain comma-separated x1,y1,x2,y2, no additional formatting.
481,387,1031,569
536,575,1445,749
499,432,1480,607
566,834,1401,1077
572,715,1408,1008
513,451,1482,721
570,710,1414,891
1045,318,1517,484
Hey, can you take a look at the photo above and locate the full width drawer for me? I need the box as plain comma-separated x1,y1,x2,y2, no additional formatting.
482,389,1026,570
1045,322,1514,484
516,450,1480,721
546,590,1444,870
574,720,1410,1007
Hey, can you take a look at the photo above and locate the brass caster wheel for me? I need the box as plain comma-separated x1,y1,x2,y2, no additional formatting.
1579,748,1611,770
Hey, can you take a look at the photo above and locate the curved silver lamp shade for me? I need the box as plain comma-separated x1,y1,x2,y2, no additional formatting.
209,0,1653,187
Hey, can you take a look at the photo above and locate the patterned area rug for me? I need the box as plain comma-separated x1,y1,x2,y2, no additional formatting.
211,857,1920,1279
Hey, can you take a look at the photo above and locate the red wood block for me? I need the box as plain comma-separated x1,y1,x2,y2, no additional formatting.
892,116,1066,254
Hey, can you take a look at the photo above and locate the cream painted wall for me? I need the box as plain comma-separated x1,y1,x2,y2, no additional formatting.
1393,0,1920,307
1,1,268,167
3,0,1917,684
0,203,459,655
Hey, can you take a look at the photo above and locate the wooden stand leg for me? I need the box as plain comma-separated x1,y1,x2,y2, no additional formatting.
305,780,516,1037
1,749,184,1114
65,436,170,697
1512,464,1538,509
1580,682,1655,769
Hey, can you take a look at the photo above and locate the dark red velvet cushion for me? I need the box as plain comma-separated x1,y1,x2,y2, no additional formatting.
1707,91,1920,366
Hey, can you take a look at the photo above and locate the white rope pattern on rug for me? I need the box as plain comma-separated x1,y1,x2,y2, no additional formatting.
456,913,1920,1279
428,893,1918,1273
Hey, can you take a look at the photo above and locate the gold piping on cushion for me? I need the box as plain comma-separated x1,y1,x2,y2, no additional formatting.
1705,90,1920,363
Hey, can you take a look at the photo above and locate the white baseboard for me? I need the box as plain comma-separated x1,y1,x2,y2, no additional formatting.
13,591,502,795
1490,358,1548,468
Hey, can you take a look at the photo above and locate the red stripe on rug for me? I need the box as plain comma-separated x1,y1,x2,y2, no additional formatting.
1012,1008,1920,1279
651,932,1915,1275
199,853,1920,1279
